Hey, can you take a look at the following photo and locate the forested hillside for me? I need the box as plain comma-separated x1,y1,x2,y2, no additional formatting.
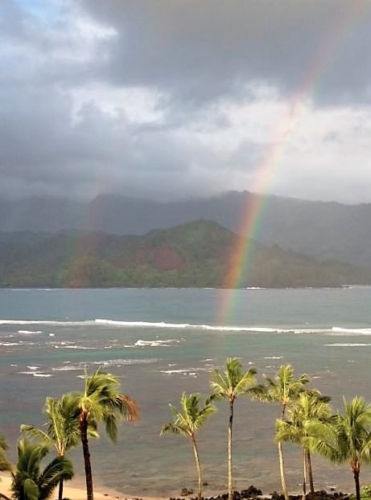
1,220,370,288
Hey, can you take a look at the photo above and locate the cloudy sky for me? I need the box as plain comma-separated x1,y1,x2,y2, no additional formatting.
1,0,371,203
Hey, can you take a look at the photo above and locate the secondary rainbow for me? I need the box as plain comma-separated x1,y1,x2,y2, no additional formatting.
218,0,368,323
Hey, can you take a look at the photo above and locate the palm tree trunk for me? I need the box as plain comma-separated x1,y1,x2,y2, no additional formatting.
58,478,64,500
278,442,289,500
191,435,202,500
80,414,94,500
228,401,234,500
302,448,307,500
306,450,315,500
279,405,289,500
0,494,12,500
353,466,361,500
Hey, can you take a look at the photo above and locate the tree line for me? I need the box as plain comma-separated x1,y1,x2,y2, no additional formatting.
1,361,371,500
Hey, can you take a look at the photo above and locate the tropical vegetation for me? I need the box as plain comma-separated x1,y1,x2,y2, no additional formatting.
68,369,139,500
161,392,216,500
307,397,371,500
21,395,84,500
251,365,310,500
276,391,332,499
210,358,257,500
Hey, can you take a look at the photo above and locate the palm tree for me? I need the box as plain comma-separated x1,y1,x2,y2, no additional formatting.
276,392,331,499
250,365,309,500
11,438,73,500
161,393,216,500
21,394,90,500
0,433,12,500
307,396,371,500
70,368,139,500
210,358,257,500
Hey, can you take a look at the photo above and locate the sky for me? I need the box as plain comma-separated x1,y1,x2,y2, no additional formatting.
1,0,371,204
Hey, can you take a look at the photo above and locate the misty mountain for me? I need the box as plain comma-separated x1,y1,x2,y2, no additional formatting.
1,191,371,268
0,220,370,289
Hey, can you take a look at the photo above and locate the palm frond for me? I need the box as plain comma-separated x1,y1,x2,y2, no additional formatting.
210,359,257,402
20,426,53,447
38,457,74,500
11,440,72,500
253,365,311,409
104,414,118,443
70,369,139,445
22,478,39,500
275,418,303,445
161,393,216,438
160,422,186,436
0,435,8,453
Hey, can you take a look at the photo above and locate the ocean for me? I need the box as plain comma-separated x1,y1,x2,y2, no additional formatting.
1,287,371,496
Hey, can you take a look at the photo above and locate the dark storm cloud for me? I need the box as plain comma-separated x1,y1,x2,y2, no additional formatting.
78,0,371,105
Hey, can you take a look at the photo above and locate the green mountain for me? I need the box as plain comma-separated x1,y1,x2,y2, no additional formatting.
0,220,370,288
2,191,371,269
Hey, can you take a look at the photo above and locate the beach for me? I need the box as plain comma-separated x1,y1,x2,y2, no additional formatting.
0,474,165,500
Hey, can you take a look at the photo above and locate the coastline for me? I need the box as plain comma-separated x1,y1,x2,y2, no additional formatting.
0,473,351,500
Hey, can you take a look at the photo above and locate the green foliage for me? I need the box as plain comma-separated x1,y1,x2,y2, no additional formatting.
251,364,310,412
210,358,257,500
161,393,216,500
0,433,11,474
307,397,371,500
308,397,371,465
210,358,257,403
361,485,371,498
276,391,332,446
11,439,74,500
161,392,216,438
67,369,139,500
21,395,83,457
71,368,139,442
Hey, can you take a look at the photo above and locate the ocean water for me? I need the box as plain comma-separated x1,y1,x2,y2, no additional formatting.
1,287,371,496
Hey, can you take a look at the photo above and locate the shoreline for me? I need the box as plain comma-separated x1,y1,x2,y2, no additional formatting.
0,473,351,500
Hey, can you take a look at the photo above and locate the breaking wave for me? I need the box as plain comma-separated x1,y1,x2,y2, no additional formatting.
1,319,371,335
134,339,180,347
18,330,42,334
159,367,212,376
54,345,96,350
330,327,371,335
19,371,53,377
324,343,371,347
52,358,159,372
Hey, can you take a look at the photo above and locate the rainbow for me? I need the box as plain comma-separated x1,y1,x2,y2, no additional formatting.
218,0,368,322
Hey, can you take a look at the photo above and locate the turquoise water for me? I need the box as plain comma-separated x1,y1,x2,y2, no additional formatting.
1,288,371,495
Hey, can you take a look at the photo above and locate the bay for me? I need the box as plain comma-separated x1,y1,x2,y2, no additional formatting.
1,287,371,495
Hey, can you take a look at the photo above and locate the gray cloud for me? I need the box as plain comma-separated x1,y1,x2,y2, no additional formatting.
1,0,371,204
78,0,371,105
